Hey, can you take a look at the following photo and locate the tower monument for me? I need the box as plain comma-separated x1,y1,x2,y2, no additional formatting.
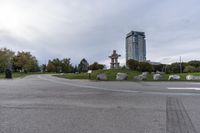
109,50,121,69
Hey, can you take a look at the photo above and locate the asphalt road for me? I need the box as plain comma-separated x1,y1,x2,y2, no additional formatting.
0,74,200,133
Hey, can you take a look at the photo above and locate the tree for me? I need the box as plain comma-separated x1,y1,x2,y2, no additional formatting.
153,64,164,72
188,60,200,68
127,60,153,72
78,58,89,72
168,63,184,73
139,62,153,72
46,58,73,73
47,60,56,72
0,48,15,72
51,58,62,73
183,65,196,73
127,59,140,71
71,65,78,73
89,62,104,70
61,58,73,73
196,67,200,72
13,51,39,72
41,64,47,72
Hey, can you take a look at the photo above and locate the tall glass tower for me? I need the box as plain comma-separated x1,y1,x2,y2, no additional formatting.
126,31,146,63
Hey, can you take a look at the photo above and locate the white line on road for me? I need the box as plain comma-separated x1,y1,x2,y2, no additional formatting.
37,75,200,96
168,87,200,90
37,75,140,93
189,83,200,85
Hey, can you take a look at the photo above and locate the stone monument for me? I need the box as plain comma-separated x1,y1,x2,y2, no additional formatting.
109,50,121,69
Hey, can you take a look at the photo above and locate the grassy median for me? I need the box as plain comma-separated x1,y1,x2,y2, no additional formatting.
55,69,200,81
55,69,140,81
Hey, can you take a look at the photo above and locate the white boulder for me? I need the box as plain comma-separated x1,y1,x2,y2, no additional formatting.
156,71,165,74
186,75,200,81
168,75,180,80
142,72,148,76
116,73,128,81
97,74,107,81
153,74,162,80
134,74,147,81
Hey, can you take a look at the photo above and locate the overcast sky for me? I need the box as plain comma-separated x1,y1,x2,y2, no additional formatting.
0,0,200,66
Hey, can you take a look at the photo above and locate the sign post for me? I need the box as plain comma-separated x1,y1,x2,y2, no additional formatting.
88,70,92,79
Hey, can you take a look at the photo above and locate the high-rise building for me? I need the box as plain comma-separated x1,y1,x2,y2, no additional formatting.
126,31,146,63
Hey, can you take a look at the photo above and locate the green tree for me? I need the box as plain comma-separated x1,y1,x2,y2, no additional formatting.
183,65,196,73
196,67,200,72
46,58,73,73
47,60,56,72
61,58,72,73
138,62,153,72
127,59,140,71
168,63,184,73
0,48,15,72
188,60,200,68
73,65,78,73
153,64,164,72
13,51,39,73
51,58,62,73
78,58,89,72
89,62,104,70
41,64,47,72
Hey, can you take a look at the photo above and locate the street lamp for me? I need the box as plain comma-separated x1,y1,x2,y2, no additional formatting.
180,56,182,73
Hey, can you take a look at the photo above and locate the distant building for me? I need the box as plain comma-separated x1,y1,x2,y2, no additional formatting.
146,60,161,65
126,31,146,63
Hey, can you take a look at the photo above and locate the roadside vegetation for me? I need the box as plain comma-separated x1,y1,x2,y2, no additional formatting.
55,69,140,81
0,72,55,79
55,69,200,81
146,72,200,81
1,47,200,81
55,59,200,81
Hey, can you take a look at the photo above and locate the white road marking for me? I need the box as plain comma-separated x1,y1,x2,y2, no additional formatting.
37,75,140,93
189,83,200,85
37,75,200,95
168,87,200,90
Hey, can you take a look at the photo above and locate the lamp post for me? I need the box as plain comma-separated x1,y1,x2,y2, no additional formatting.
5,56,13,79
180,56,182,73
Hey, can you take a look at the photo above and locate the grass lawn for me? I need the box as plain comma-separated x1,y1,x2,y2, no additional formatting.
55,69,140,81
55,69,200,81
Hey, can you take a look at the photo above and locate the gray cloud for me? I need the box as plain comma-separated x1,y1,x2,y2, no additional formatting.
0,0,200,65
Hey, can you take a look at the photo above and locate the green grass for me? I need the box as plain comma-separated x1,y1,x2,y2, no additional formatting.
55,69,140,81
56,69,140,81
55,69,200,81
1,70,199,81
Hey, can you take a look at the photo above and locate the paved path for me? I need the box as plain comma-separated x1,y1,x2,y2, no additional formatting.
0,74,200,133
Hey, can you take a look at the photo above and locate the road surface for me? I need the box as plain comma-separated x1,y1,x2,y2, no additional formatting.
0,74,200,133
